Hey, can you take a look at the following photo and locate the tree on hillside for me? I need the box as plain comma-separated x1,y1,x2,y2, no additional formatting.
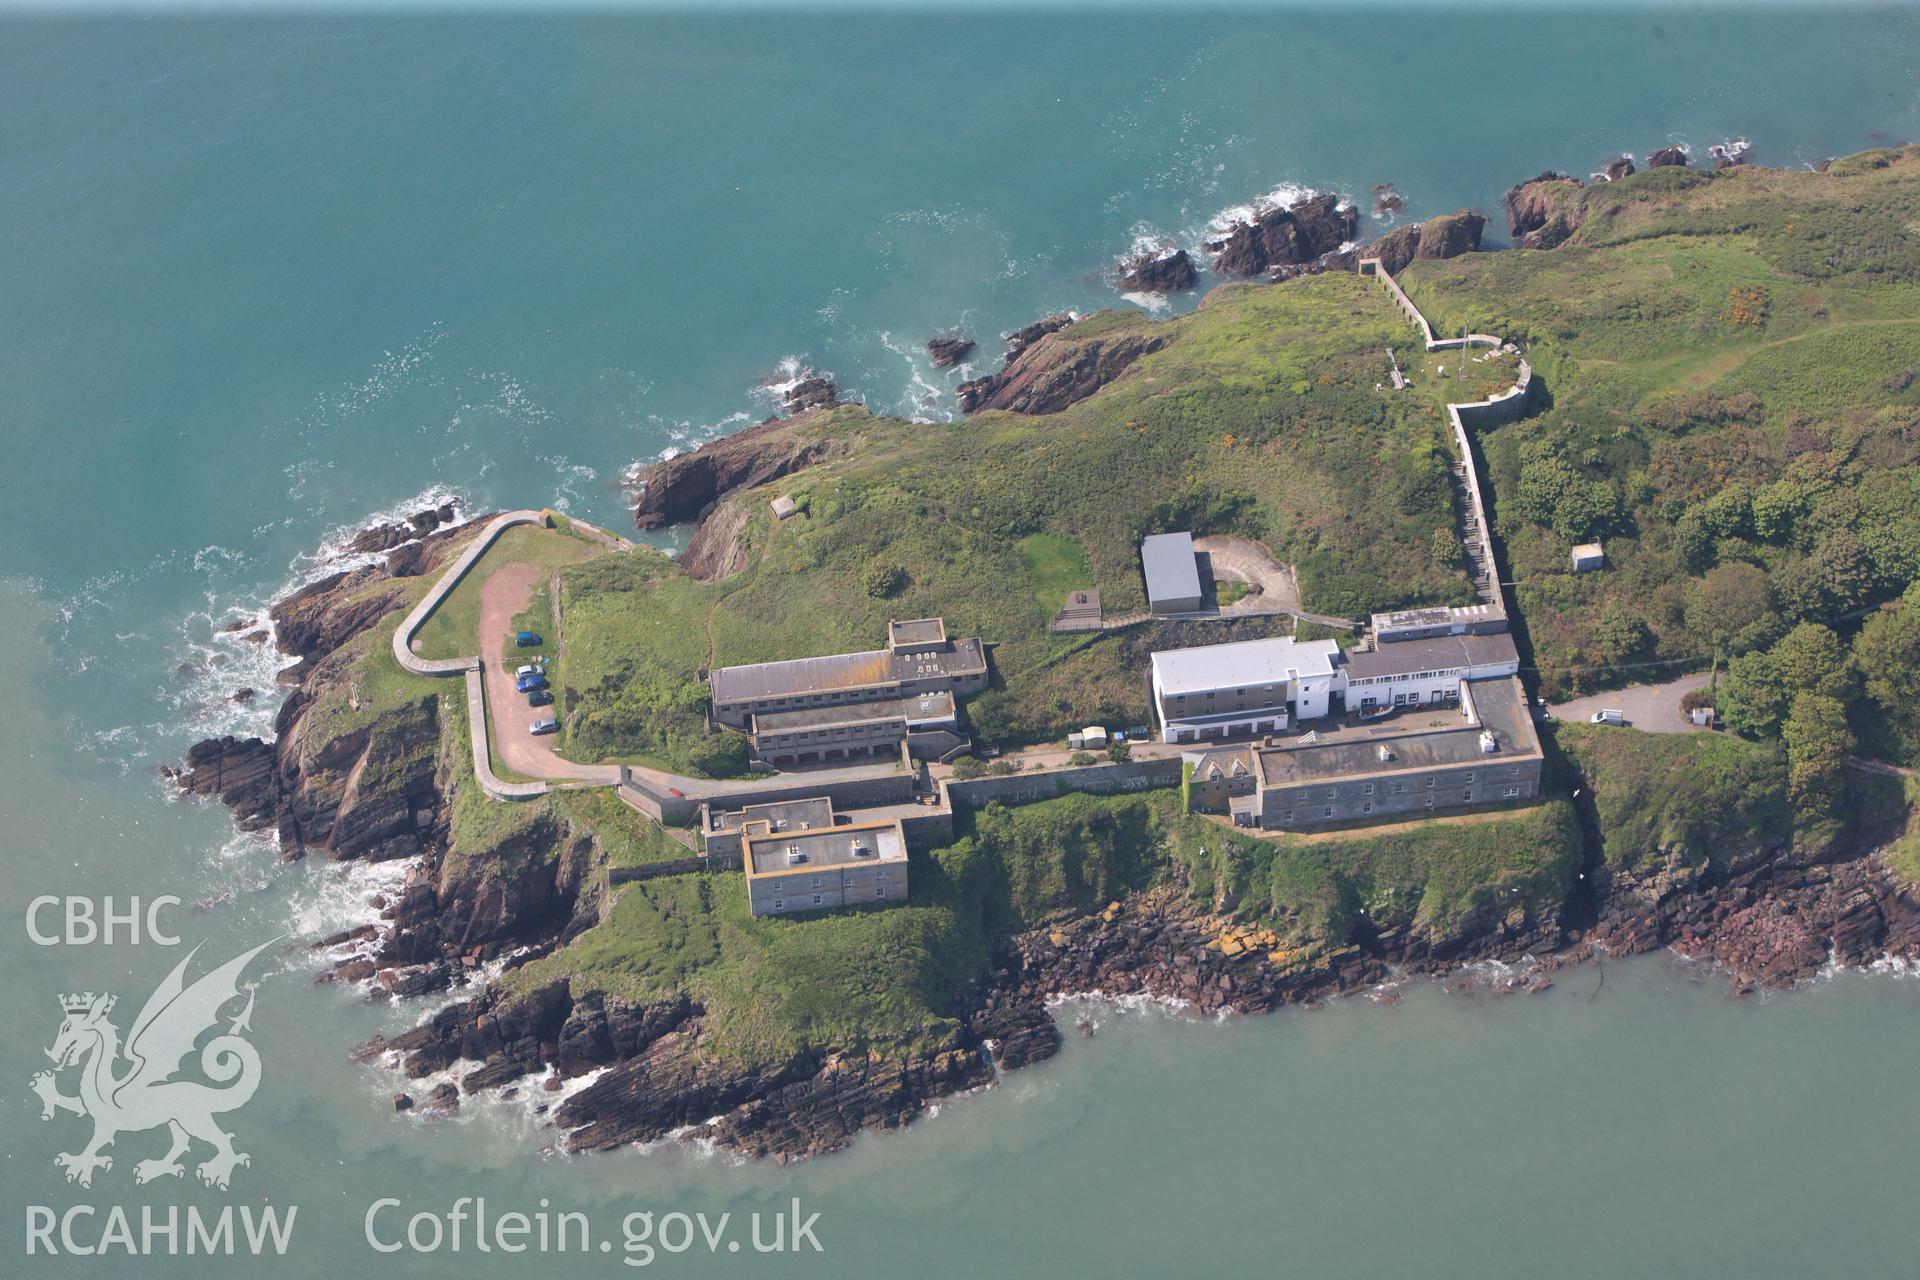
1684,561,1776,655
1592,604,1652,664
1853,586,1920,760
1719,623,1853,739
1513,453,1622,545
1775,530,1882,623
1783,692,1853,816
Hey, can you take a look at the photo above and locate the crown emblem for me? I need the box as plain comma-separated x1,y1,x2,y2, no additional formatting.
59,992,113,1015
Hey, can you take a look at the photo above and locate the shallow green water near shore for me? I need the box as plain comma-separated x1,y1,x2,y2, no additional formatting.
4,6,1920,1275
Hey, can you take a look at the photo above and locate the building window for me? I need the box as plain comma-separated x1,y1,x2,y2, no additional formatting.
811,876,822,888
875,885,888,899
811,894,824,905
1424,777,1435,789
1324,788,1336,800
1282,810,1294,824
1462,790,1473,803
773,899,784,911
1392,782,1406,795
1362,803,1372,815
1323,806,1334,818
1424,796,1435,809
1503,786,1519,798
1464,771,1476,783
1363,783,1375,795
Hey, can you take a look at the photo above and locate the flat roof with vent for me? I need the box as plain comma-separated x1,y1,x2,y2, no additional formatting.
743,818,908,877
887,617,948,650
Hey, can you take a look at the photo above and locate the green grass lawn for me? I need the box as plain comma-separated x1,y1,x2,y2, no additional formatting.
1017,533,1093,614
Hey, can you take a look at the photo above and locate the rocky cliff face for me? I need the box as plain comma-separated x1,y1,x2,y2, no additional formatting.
1205,191,1357,279
168,513,478,860
1501,171,1588,250
626,412,850,531
956,322,1169,416
1362,209,1489,275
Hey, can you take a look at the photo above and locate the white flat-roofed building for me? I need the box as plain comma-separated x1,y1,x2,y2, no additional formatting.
1150,636,1344,744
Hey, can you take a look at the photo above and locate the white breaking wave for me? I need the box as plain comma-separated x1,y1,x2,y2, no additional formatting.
1205,180,1321,235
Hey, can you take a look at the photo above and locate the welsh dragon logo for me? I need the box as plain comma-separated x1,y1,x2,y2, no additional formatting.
30,939,275,1190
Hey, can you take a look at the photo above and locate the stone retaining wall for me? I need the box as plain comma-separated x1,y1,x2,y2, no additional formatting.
943,756,1184,810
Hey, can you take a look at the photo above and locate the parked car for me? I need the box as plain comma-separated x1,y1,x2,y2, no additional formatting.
516,672,547,693
515,631,542,648
1590,708,1627,726
529,717,559,736
515,663,541,680
527,688,554,707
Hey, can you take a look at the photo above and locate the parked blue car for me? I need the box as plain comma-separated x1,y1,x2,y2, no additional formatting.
527,688,554,707
516,672,547,694
515,631,543,648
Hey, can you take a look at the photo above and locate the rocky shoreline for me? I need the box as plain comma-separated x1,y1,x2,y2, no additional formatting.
172,485,1920,1165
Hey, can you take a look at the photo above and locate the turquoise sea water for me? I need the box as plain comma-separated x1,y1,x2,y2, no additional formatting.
4,7,1920,1275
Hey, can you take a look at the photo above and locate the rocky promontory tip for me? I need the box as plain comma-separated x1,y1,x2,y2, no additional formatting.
1206,190,1356,279
956,317,1168,416
1362,209,1488,275
782,375,837,414
926,334,975,368
340,501,459,558
1115,245,1198,294
1502,170,1586,250
1647,145,1689,168
628,414,851,531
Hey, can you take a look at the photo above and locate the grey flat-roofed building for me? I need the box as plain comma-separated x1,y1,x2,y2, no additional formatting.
1344,631,1519,682
743,815,910,916
709,619,989,729
750,689,958,766
1241,676,1543,829
1142,531,1204,615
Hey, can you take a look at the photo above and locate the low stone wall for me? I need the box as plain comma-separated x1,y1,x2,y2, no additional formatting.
609,850,740,885
465,668,550,801
944,756,1184,810
391,509,549,677
1360,258,1536,617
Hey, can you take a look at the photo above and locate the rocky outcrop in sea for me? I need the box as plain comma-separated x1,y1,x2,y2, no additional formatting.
1115,245,1198,293
1205,190,1357,279
927,334,975,368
